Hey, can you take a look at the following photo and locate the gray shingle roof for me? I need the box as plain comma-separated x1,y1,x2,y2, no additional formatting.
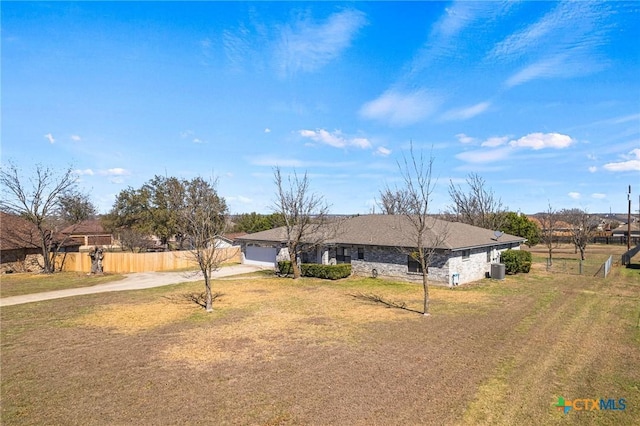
236,214,525,251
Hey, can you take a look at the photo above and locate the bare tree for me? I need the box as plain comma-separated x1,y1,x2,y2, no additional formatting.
0,162,95,273
539,203,560,266
447,173,507,230
377,186,409,215
382,144,446,316
272,167,331,279
178,177,231,312
560,208,598,261
115,228,155,252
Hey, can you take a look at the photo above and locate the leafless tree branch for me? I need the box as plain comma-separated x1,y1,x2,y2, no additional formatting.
446,173,507,230
378,143,447,315
272,167,333,279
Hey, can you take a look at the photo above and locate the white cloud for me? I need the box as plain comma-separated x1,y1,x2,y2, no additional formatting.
436,3,485,38
299,129,345,148
179,130,205,144
275,9,367,77
568,192,581,200
360,89,440,126
603,149,640,172
441,101,491,121
44,133,55,144
591,193,606,199
99,168,129,176
491,2,612,87
456,133,475,144
506,54,572,88
481,136,510,148
411,2,508,72
588,166,598,173
351,138,372,149
455,147,511,164
375,147,392,157
456,132,575,165
264,128,271,133
251,156,305,168
71,135,81,142
298,129,371,149
250,156,355,169
509,133,573,150
73,169,94,176
109,177,125,184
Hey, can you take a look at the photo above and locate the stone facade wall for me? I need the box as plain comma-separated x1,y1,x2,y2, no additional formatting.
276,247,290,262
0,250,43,273
350,245,450,285
350,243,520,286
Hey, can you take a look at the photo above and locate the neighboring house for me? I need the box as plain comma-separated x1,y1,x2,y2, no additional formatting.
612,222,640,238
61,219,115,250
527,216,574,237
0,212,81,273
236,214,525,286
214,233,247,248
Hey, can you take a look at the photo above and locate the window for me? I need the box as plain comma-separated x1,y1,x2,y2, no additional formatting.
487,250,491,263
462,249,471,260
408,255,423,273
357,247,364,260
336,247,351,264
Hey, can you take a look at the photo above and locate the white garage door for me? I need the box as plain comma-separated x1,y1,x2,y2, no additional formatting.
244,246,278,267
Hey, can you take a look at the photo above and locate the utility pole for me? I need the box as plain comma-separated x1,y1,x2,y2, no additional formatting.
627,185,632,250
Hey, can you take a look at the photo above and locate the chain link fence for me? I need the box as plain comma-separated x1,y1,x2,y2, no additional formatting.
545,257,610,277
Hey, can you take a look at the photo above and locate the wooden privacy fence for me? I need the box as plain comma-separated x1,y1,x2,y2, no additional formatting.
57,248,241,274
621,244,640,266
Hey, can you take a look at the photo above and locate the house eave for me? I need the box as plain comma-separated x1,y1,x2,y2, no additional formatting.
450,239,526,252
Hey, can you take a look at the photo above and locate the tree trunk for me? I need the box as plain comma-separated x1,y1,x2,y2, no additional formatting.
204,271,213,312
40,242,53,273
422,273,430,316
289,246,301,279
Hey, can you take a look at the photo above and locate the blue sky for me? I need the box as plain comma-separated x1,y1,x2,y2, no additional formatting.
2,1,639,215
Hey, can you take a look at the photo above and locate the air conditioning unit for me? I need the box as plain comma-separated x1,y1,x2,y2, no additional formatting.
491,263,506,280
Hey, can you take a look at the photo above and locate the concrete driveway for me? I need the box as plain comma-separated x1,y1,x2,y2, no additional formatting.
0,264,265,307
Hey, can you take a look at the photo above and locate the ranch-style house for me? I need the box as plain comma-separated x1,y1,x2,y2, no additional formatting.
236,214,526,286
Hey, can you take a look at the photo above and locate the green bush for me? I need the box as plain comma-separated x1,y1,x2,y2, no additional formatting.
500,250,532,274
302,263,352,280
277,261,293,276
276,261,351,280
519,251,532,273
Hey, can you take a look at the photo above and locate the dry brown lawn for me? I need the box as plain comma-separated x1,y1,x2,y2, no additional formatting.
0,272,125,298
1,263,639,425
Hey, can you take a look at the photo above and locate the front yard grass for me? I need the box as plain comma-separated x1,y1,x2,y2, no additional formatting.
0,272,125,298
1,266,639,425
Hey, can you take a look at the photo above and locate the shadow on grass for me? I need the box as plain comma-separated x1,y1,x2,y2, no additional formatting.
349,292,423,315
164,292,223,309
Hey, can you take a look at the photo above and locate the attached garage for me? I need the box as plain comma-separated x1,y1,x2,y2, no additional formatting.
243,244,278,267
